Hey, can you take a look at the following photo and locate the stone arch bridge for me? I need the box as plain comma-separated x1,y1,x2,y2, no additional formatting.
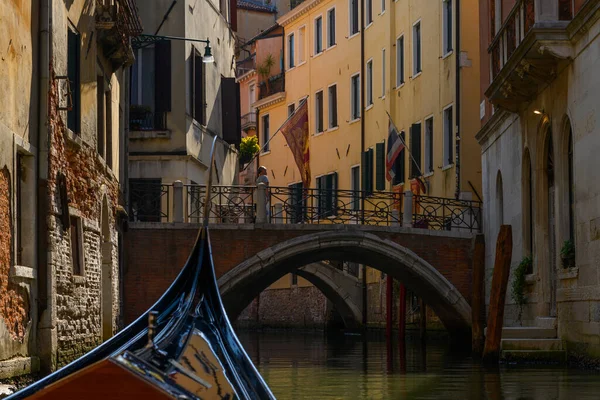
124,223,477,335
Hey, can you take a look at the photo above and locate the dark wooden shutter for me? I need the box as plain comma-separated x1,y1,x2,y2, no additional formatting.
376,141,385,191
155,40,171,112
361,150,368,197
410,123,422,178
221,77,241,146
194,53,205,124
367,148,374,194
230,0,238,31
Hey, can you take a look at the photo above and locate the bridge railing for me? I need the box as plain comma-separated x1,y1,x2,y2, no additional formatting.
129,182,483,232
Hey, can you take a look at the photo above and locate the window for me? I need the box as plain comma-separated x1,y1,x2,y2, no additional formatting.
129,179,163,222
443,0,453,55
351,74,360,120
317,172,338,217
366,0,373,25
366,60,373,106
262,114,270,152
288,103,295,117
105,87,113,168
443,106,453,166
249,84,256,110
315,90,324,133
523,148,533,259
425,117,433,174
413,21,422,75
393,131,406,185
376,142,385,190
381,49,386,98
410,123,422,178
350,0,359,35
70,216,84,276
289,182,306,223
567,127,574,241
16,154,23,265
327,8,336,47
381,0,385,13
328,85,338,128
291,273,298,285
396,35,405,86
97,76,105,159
496,171,504,226
288,33,295,68
299,26,306,63
314,16,323,54
190,49,206,125
351,165,360,211
67,28,81,133
362,148,374,195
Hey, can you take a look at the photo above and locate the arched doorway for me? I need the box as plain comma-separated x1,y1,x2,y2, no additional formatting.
545,129,557,317
101,196,113,341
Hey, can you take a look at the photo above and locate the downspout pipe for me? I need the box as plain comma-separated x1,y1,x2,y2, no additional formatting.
455,0,461,199
360,0,367,329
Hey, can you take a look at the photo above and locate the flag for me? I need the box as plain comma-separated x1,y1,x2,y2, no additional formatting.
385,121,405,182
281,100,311,187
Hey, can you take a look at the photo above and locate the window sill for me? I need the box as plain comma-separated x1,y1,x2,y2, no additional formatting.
381,95,386,100
10,265,36,281
287,66,296,72
129,130,171,140
411,71,422,80
347,32,360,40
313,131,325,137
525,273,538,285
380,10,386,16
441,163,453,171
312,51,324,59
559,267,579,280
424,171,434,178
394,82,405,91
65,129,83,148
442,50,454,60
261,151,271,156
326,44,337,51
365,104,374,111
296,61,307,68
73,275,86,285
365,22,373,30
327,126,339,132
348,118,361,125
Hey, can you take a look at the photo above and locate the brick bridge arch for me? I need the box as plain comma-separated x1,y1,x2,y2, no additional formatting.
217,230,472,334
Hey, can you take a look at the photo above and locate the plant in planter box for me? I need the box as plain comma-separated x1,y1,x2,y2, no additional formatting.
560,240,576,269
239,136,260,166
511,256,531,326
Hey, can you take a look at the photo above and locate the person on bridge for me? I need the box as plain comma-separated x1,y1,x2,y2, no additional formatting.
257,166,270,221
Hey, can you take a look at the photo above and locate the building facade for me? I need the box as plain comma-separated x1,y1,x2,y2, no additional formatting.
129,0,241,223
0,0,139,376
477,0,600,357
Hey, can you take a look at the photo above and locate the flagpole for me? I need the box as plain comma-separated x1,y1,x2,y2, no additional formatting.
241,96,310,173
385,110,425,178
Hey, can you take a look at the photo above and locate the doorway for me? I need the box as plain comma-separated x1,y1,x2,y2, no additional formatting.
546,131,557,317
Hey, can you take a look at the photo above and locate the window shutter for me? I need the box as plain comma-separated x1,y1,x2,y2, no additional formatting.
376,142,385,191
361,150,368,197
367,148,374,194
410,123,422,178
221,77,241,146
155,40,171,112
194,53,205,124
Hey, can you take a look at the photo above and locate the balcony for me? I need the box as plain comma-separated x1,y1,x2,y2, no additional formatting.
486,0,584,112
241,112,257,131
129,105,167,132
95,0,143,68
258,73,285,100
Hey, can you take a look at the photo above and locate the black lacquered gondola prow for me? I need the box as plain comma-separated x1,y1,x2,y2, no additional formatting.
7,136,276,399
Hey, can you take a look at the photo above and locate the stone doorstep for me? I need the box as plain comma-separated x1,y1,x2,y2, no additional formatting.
501,338,564,351
0,356,40,380
501,327,558,339
501,350,567,364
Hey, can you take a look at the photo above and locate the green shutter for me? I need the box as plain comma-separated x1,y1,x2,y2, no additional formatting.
376,142,385,191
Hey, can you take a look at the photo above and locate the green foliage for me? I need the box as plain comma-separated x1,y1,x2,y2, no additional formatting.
257,54,275,78
239,136,260,165
560,240,575,268
511,256,531,324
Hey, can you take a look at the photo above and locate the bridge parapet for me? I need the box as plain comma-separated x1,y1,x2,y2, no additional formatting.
127,182,483,233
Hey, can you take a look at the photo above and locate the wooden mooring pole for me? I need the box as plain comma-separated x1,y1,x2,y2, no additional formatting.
471,234,486,357
386,275,393,340
398,283,406,342
482,225,513,363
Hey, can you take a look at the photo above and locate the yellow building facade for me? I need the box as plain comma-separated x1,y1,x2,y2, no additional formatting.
252,0,480,291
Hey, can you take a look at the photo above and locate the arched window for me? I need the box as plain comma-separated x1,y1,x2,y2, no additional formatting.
545,128,557,317
567,126,574,241
496,171,503,227
523,149,533,259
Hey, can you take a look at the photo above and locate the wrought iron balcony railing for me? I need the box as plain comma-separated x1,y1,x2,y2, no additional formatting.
258,74,285,100
129,183,483,233
241,112,257,131
96,0,143,67
129,107,167,131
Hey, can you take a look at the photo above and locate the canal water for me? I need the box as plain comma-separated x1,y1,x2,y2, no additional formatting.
237,330,600,399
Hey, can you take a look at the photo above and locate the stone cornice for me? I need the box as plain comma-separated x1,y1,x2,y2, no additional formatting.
277,0,326,26
475,109,516,151
254,92,286,110
236,70,256,83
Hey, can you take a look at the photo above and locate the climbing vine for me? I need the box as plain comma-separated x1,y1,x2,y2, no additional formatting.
511,256,531,325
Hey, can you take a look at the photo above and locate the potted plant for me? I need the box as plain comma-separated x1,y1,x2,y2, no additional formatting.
239,135,260,167
560,240,576,269
257,54,275,96
511,256,531,326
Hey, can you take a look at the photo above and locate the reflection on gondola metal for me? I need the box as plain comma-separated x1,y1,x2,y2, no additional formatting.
7,137,275,400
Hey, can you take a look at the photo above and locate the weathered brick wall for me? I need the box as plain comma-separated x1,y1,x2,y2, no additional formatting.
124,225,473,325
235,286,328,329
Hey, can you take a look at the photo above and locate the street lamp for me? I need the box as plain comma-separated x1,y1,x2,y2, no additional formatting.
133,34,215,64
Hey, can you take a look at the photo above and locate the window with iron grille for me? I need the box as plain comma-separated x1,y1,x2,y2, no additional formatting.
129,179,163,222
288,182,306,223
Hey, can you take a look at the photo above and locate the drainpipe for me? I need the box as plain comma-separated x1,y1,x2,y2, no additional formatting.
360,0,367,329
454,0,461,199
37,0,53,374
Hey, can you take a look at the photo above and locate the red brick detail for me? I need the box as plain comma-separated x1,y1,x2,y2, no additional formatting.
124,227,472,324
